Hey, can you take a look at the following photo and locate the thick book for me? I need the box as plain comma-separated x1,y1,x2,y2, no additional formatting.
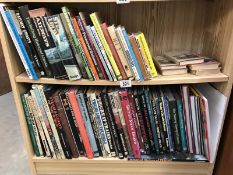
101,23,127,80
76,88,99,157
45,87,72,159
18,5,53,77
136,32,158,77
22,94,40,156
1,7,38,80
108,25,133,80
52,89,79,158
29,8,68,79
46,14,82,81
68,89,94,159
90,12,122,80
189,68,221,75
119,89,141,159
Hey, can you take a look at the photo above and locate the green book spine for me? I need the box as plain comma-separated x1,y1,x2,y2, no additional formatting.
21,94,40,156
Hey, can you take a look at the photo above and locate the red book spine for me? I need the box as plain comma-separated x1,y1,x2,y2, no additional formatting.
120,89,141,159
68,90,94,159
101,23,128,80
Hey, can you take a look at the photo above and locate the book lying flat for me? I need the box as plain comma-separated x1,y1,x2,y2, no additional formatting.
154,56,186,70
189,67,221,75
188,57,220,70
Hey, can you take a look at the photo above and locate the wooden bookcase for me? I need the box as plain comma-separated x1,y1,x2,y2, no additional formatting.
0,0,233,174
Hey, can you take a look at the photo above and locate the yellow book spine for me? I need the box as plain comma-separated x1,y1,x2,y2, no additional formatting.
137,33,158,77
90,13,122,80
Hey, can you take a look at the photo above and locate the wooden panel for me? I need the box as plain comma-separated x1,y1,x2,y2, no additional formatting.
15,72,229,86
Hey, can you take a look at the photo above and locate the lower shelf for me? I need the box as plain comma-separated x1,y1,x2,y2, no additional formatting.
33,157,213,175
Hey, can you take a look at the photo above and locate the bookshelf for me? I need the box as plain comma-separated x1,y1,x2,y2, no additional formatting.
0,0,233,175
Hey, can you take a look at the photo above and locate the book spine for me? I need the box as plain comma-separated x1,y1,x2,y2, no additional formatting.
46,15,82,81
68,91,94,159
22,94,40,156
76,16,104,79
33,16,67,79
86,25,111,80
30,90,51,157
96,93,116,157
144,88,160,154
121,27,143,81
119,89,141,159
162,96,174,152
76,92,99,157
90,13,122,80
37,85,66,158
107,25,133,79
137,33,158,77
60,91,85,156
18,5,53,77
134,94,150,154
60,13,92,80
86,93,104,157
91,26,116,81
108,91,128,156
53,91,79,158
101,23,127,80
15,12,42,77
190,96,198,154
90,92,111,156
32,87,58,158
46,94,72,159
4,9,37,80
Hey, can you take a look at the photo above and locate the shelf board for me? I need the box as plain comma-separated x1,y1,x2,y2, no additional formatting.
15,72,229,86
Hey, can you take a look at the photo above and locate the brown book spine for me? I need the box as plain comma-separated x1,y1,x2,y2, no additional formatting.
129,35,149,80
101,23,127,80
52,90,79,158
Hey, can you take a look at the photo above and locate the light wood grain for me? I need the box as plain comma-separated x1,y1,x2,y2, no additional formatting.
15,72,229,86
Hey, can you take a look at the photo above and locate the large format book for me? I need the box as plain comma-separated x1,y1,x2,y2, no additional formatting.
119,89,141,159
68,89,94,159
18,5,53,77
108,25,133,80
46,14,82,81
52,89,79,158
29,8,68,79
189,68,221,76
101,23,127,80
90,12,122,80
164,50,204,66
0,7,38,80
21,94,40,156
136,33,158,78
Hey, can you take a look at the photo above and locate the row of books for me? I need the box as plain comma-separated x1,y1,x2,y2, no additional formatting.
21,84,210,161
1,5,158,81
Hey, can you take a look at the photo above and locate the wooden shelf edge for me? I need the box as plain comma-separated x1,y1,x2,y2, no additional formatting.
15,72,229,86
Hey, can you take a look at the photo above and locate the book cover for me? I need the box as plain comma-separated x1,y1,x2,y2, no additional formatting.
108,25,133,80
101,22,127,80
119,89,141,159
18,5,53,77
90,12,122,80
68,89,94,159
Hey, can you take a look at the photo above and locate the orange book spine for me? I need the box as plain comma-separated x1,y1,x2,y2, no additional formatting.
72,18,99,80
68,90,94,159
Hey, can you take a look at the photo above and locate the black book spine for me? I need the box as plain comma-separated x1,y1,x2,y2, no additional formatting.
134,93,150,154
101,91,124,159
18,5,53,77
15,11,42,77
59,91,85,156
45,91,72,159
76,16,104,79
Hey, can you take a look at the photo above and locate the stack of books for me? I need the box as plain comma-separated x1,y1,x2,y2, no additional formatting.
21,84,210,161
0,5,158,81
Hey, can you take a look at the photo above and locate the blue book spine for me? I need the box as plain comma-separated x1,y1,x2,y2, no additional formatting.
162,96,174,152
144,88,160,154
5,10,38,80
76,92,99,157
121,27,143,81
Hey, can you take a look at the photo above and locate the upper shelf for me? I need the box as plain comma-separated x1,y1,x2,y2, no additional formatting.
0,0,205,2
15,72,229,86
